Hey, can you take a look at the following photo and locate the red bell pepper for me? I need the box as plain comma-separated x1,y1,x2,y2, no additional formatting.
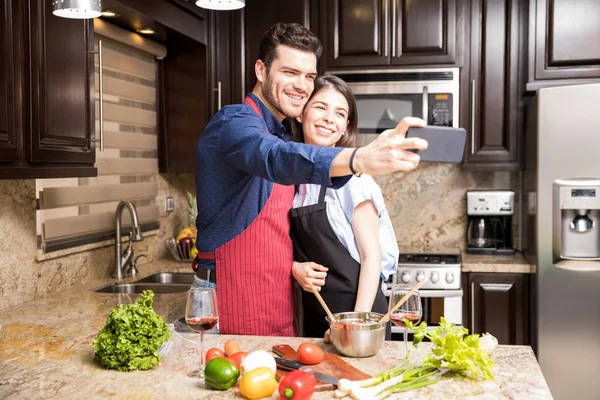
278,369,317,400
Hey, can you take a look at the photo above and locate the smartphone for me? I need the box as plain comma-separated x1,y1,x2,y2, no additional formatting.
405,126,467,164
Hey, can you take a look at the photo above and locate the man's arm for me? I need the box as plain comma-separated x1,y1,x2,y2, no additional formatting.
218,108,428,185
218,107,347,187
330,117,429,177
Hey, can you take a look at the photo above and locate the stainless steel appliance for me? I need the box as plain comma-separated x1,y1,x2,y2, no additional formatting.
386,253,463,335
326,68,459,146
466,191,515,255
523,83,600,400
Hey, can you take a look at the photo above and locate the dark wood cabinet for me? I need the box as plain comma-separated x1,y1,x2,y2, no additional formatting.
158,31,207,174
0,0,22,163
28,0,95,165
465,273,530,345
462,0,526,170
0,0,96,179
528,0,600,90
321,0,461,69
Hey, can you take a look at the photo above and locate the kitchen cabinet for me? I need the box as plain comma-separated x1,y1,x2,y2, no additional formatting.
462,0,527,170
158,8,244,174
464,272,530,345
0,0,96,179
158,31,208,174
527,0,600,91
320,0,463,69
0,0,22,164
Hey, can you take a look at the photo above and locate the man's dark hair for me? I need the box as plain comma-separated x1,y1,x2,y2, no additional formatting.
258,22,322,71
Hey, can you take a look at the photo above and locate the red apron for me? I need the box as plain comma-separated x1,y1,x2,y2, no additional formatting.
196,96,296,336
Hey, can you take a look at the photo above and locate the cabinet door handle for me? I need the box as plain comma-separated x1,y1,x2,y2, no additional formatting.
391,0,397,58
91,40,104,152
480,283,513,292
470,79,476,154
471,281,475,334
422,86,428,123
383,1,389,57
212,81,222,110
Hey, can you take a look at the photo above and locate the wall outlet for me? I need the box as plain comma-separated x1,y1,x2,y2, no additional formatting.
166,197,174,212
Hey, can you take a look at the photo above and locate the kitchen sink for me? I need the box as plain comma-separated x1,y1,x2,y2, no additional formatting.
134,272,195,284
94,283,190,294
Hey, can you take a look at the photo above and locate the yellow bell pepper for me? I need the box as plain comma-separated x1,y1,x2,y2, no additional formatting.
239,367,278,399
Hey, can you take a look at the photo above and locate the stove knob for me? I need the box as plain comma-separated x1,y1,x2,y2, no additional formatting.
416,271,426,282
430,272,440,283
401,272,411,283
446,272,455,284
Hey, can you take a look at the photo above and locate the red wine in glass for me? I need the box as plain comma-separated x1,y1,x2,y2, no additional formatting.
186,316,219,332
185,287,218,380
391,312,421,327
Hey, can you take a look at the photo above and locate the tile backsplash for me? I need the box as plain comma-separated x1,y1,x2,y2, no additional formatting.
375,163,519,252
0,165,518,310
0,174,195,310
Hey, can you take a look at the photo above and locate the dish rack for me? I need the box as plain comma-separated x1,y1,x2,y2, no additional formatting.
166,238,194,263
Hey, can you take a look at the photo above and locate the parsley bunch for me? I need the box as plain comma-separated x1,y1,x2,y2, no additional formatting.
93,290,170,371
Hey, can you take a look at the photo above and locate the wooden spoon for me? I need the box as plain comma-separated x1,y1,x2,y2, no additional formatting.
305,278,337,324
379,279,428,323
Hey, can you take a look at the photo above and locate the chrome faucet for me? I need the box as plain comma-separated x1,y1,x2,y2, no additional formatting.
114,200,144,279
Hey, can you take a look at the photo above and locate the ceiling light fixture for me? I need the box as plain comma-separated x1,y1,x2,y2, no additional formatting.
195,0,245,11
52,0,102,19
138,28,155,35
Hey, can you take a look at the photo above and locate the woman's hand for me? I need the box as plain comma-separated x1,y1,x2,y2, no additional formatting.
292,261,328,292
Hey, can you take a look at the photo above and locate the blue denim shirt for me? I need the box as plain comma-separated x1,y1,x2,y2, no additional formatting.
195,93,350,269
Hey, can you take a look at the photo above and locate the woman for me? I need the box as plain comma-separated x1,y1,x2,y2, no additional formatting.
290,75,398,340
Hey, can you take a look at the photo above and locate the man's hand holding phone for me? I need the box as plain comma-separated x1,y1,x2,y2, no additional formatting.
354,117,429,175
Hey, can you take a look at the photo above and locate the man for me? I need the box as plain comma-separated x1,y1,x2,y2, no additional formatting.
193,23,427,337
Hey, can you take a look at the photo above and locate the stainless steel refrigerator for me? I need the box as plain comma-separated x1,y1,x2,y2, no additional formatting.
523,83,600,400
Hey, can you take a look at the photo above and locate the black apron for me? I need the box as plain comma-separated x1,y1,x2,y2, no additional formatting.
290,185,391,339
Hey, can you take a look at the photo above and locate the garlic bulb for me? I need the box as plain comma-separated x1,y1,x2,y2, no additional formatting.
479,333,498,354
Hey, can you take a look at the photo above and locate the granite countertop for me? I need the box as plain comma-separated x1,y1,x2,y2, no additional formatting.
461,251,535,274
0,260,551,399
398,246,535,274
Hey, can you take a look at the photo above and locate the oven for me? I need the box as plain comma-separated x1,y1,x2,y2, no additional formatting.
385,253,463,335
325,68,460,147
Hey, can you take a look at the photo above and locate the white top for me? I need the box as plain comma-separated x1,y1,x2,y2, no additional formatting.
293,175,399,282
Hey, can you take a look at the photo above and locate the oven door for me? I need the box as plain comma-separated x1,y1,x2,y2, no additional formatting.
384,289,463,334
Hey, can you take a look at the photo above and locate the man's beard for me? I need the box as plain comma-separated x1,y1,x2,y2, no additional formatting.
261,73,302,119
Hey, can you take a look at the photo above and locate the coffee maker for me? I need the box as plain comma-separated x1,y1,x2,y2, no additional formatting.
466,190,515,255
552,178,600,266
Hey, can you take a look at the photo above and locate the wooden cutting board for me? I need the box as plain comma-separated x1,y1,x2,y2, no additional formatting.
272,344,371,392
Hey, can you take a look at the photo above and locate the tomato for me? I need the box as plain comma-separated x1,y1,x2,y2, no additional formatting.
206,347,225,363
225,351,248,368
296,343,324,365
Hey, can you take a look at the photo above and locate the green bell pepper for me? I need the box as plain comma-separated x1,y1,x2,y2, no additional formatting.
204,357,240,390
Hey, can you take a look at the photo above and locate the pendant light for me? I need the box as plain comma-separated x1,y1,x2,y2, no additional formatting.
195,0,245,11
52,0,102,19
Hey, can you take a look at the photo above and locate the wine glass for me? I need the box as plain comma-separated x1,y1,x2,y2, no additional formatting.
185,287,219,379
389,284,422,357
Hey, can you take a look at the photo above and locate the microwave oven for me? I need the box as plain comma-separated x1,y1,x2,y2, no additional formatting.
325,68,460,146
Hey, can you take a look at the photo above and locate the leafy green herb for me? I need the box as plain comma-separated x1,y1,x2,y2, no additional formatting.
405,317,495,380
93,290,170,371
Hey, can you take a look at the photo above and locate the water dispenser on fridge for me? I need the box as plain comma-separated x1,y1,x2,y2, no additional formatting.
552,178,600,268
